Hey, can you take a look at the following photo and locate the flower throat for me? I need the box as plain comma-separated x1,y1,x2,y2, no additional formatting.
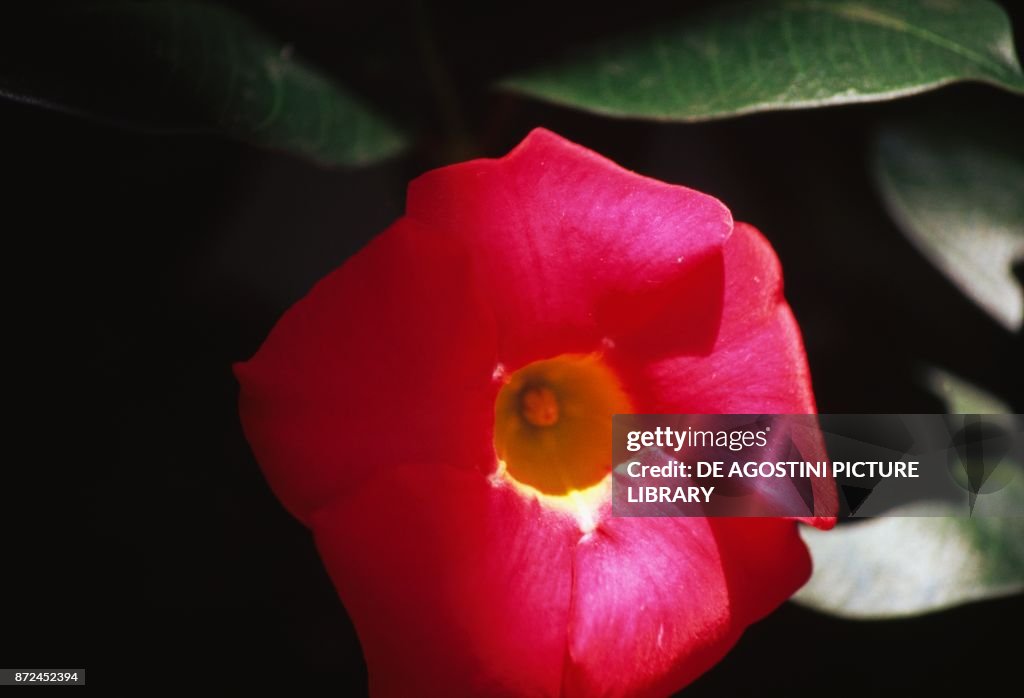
493,354,632,496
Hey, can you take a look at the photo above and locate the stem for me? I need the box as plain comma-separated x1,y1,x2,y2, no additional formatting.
411,0,472,158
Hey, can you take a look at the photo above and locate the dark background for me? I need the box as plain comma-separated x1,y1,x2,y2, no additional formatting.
3,0,1022,693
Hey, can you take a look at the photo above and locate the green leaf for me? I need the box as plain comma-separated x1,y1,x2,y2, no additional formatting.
792,371,1023,619
923,367,1012,414
792,501,1024,618
0,2,407,166
873,118,1024,330
501,0,1024,121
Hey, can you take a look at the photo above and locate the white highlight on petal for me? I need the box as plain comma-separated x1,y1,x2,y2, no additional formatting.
490,460,609,534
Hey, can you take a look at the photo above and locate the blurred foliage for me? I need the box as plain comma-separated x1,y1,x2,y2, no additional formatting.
794,371,1023,618
872,116,1024,330
925,367,1012,414
2,1,1022,166
0,1,407,166
794,495,1024,618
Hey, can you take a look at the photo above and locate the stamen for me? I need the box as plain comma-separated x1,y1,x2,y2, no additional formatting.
520,385,559,427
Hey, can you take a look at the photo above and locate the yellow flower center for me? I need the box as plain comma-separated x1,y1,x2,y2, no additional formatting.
493,353,632,497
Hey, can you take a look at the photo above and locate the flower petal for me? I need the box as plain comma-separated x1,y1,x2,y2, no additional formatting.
235,219,498,523
616,222,810,413
406,128,733,369
310,464,579,697
563,516,811,697
612,222,837,523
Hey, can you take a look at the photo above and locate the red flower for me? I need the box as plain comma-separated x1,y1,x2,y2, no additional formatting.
236,129,835,697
